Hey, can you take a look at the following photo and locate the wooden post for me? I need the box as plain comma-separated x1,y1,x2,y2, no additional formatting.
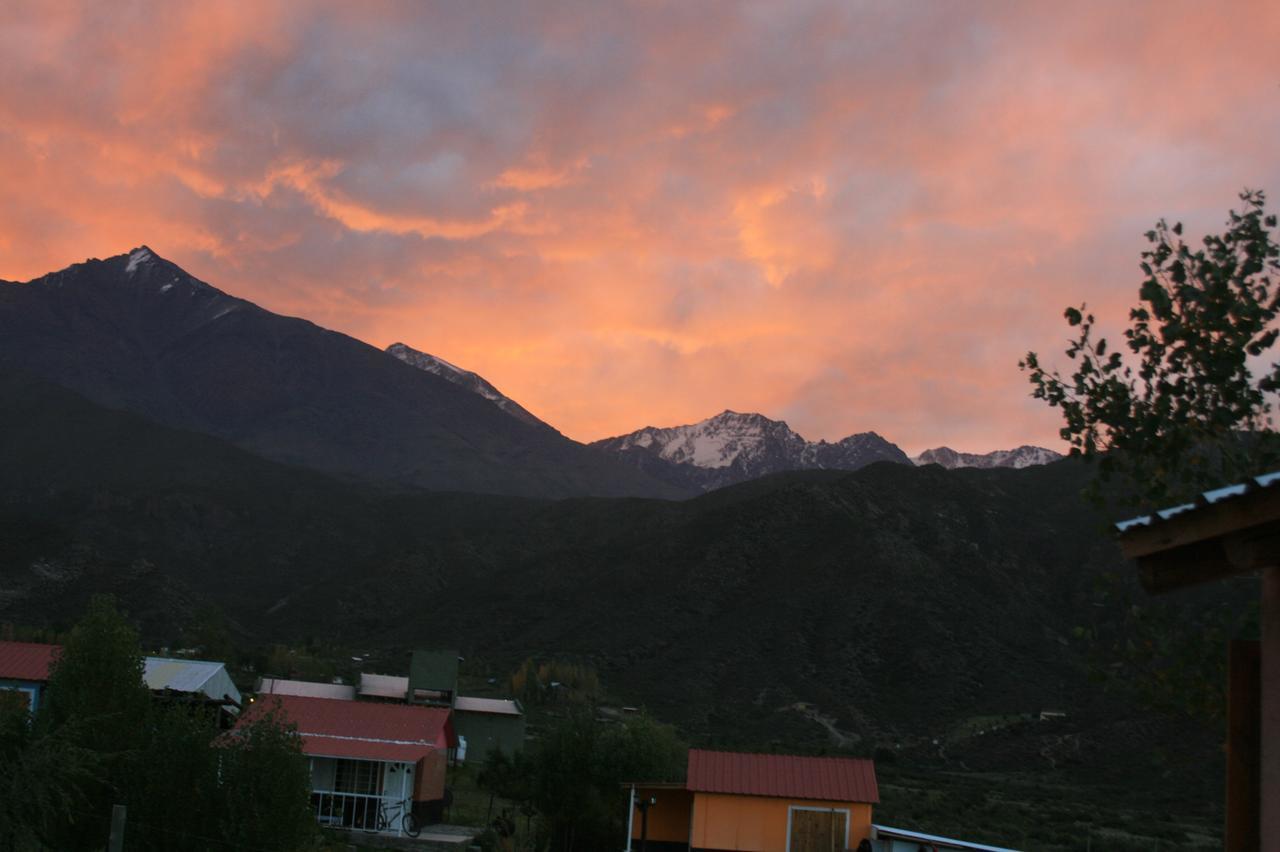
1262,565,1280,845
1225,640,1260,851
107,804,126,852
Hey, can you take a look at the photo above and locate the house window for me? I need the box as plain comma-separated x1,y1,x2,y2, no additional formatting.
0,686,36,715
333,759,382,796
787,806,849,852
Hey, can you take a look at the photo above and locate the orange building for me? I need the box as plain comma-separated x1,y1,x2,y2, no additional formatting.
628,749,878,852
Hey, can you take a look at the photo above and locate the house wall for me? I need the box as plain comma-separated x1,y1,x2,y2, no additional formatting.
0,678,42,713
414,749,447,801
690,793,872,852
629,787,694,844
454,710,526,761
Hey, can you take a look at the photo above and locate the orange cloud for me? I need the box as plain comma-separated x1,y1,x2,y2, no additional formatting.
1,0,1277,454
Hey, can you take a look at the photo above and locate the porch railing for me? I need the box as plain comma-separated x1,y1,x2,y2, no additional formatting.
310,789,410,835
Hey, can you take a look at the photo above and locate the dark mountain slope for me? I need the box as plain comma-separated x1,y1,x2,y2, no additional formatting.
0,369,1157,746
0,248,685,499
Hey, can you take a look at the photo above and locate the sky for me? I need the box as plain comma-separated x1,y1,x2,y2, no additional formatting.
1,1,1277,453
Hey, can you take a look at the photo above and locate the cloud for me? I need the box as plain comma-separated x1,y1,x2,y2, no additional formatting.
1,0,1277,452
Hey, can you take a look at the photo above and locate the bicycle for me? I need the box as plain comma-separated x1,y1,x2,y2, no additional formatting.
361,798,422,837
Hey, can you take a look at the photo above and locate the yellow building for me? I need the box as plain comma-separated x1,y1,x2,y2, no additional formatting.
628,749,878,852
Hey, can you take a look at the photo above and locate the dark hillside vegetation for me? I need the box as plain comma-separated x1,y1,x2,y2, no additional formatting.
0,369,1233,847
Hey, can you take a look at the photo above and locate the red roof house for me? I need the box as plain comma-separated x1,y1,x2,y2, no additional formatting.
235,693,456,836
0,641,60,713
629,749,879,852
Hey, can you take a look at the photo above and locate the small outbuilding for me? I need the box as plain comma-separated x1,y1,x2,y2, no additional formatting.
627,748,879,852
453,696,526,761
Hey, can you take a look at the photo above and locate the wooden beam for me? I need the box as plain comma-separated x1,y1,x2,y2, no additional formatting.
1136,539,1240,594
1133,524,1280,594
1119,486,1280,560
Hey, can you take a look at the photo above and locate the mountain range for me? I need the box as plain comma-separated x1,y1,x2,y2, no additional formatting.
0,248,681,500
0,247,1060,500
912,445,1063,469
0,249,1223,847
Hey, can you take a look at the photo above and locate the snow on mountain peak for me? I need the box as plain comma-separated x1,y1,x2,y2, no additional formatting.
385,342,549,430
125,246,154,275
912,444,1062,470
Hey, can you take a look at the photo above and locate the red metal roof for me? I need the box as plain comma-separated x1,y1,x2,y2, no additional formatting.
299,734,438,763
686,749,879,803
238,694,455,761
0,641,60,682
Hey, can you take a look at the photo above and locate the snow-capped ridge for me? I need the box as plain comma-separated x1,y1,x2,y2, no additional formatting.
592,411,912,491
912,444,1063,470
386,342,550,431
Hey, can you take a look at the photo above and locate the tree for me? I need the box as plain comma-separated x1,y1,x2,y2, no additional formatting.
1021,191,1278,722
40,594,152,848
1021,189,1280,509
0,690,100,850
525,710,686,851
216,706,316,852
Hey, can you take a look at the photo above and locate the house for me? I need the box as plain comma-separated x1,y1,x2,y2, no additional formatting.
0,640,59,713
627,748,879,852
235,693,456,836
1116,471,1280,850
144,656,243,727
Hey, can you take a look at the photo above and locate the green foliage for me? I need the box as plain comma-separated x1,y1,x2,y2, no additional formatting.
39,594,152,848
0,690,101,850
1021,189,1280,508
43,595,152,755
15,597,316,851
216,706,316,852
522,710,686,852
1022,191,1278,726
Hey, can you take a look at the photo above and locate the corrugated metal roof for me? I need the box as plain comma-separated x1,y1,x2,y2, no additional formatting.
299,734,437,763
258,677,356,701
240,694,454,761
454,696,521,716
143,657,222,692
359,673,409,700
1115,471,1280,532
0,641,60,682
686,749,878,803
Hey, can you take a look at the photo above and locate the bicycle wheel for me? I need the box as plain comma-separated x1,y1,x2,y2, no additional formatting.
401,811,422,838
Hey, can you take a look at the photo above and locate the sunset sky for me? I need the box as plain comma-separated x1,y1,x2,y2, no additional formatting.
2,1,1277,452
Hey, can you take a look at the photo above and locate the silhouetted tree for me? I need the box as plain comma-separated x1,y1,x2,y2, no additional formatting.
1021,189,1280,509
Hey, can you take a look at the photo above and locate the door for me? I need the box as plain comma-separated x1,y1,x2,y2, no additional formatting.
788,807,848,852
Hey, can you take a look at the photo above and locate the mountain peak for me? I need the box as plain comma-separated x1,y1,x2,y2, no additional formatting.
124,245,157,274
592,411,911,490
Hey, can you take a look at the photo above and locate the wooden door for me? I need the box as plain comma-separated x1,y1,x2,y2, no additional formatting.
789,808,847,852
